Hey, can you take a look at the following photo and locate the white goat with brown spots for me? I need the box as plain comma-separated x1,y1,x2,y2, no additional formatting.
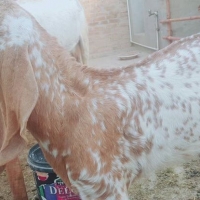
16,0,89,64
1,1,200,199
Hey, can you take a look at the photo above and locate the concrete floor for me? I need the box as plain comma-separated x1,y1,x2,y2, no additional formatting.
89,45,154,69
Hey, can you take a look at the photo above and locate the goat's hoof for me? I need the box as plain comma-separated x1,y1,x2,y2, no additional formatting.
31,195,40,200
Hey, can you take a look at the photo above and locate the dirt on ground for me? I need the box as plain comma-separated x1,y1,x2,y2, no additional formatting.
1,133,200,200
128,160,200,200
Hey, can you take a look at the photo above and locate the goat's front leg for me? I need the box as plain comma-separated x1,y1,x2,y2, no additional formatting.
72,178,130,200
6,157,28,200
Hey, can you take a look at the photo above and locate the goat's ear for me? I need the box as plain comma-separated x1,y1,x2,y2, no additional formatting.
0,45,39,166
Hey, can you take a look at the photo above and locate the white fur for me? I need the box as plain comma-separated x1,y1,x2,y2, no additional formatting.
17,0,89,64
2,1,200,199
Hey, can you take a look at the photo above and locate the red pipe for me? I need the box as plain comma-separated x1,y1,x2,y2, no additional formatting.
166,0,172,43
163,36,181,41
161,15,200,23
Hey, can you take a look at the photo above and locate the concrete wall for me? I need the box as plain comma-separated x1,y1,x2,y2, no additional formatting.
80,0,131,58
170,0,200,38
127,0,200,50
80,0,200,58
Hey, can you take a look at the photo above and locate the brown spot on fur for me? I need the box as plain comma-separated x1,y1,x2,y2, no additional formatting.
144,139,153,154
175,128,182,136
120,156,131,164
164,127,169,132
136,83,147,91
190,132,194,137
165,82,174,89
184,136,190,142
185,83,192,88
183,118,189,125
175,147,185,151
158,145,163,150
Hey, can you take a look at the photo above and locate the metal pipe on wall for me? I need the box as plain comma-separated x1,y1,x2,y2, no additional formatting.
126,0,133,48
154,11,160,50
126,0,160,51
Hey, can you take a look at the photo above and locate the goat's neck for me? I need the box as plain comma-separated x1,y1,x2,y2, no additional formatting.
26,32,140,146
27,46,87,143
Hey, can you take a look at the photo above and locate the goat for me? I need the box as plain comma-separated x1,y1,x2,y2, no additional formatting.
1,1,200,199
16,0,89,64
